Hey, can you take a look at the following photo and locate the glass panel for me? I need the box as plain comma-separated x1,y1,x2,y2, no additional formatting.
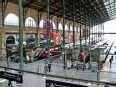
25,17,37,27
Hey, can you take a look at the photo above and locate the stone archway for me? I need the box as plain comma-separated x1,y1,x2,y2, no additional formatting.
6,36,15,44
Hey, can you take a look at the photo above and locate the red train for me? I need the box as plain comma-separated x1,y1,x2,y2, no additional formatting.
34,45,61,60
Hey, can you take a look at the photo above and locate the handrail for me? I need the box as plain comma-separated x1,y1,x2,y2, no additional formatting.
104,41,114,62
0,66,116,86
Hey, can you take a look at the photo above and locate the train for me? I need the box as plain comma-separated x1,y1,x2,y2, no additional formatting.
33,45,61,61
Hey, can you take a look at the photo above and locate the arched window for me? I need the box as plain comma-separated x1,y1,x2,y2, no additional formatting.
4,13,19,26
52,21,56,29
70,26,73,31
74,26,77,31
58,23,63,30
25,17,37,27
65,25,68,30
39,19,44,28
6,36,15,44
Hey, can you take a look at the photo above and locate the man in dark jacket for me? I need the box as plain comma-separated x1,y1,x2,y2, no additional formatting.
109,55,113,68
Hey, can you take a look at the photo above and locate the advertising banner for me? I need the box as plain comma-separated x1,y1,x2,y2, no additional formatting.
43,20,53,40
53,32,61,44
67,32,72,43
46,79,87,87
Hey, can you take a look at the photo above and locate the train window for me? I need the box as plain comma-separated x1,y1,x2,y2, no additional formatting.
50,49,52,51
51,48,54,51
55,47,58,50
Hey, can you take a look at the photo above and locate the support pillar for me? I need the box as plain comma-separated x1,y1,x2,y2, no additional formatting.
79,2,82,51
62,0,66,69
0,0,5,60
36,11,41,47
46,0,50,62
92,19,94,45
19,0,24,69
72,0,76,61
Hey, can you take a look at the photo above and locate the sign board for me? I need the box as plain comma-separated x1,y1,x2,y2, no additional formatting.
46,79,87,87
0,71,23,83
91,48,100,62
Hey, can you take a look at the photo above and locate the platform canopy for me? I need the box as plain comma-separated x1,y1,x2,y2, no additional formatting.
8,0,116,26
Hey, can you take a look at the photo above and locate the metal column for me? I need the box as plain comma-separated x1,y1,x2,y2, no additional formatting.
0,0,3,26
62,0,66,69
18,0,24,69
89,18,91,47
72,0,76,61
69,21,70,32
92,19,94,45
84,7,87,46
79,2,82,51
56,17,59,32
94,20,95,44
46,0,50,62
95,22,96,43
37,11,40,47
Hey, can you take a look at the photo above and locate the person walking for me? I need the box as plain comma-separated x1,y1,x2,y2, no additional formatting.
23,47,27,63
109,55,113,68
44,62,48,73
8,80,13,87
48,63,51,72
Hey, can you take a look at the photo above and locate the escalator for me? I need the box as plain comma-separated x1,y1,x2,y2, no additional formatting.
103,42,114,63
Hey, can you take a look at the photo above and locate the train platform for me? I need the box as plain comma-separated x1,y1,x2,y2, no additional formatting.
0,55,116,87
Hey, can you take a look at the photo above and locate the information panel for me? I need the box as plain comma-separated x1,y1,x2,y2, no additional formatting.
46,79,87,87
91,48,100,62
0,71,23,83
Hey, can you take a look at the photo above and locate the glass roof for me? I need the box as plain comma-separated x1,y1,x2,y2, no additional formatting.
104,0,116,19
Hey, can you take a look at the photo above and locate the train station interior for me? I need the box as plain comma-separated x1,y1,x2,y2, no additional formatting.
0,0,116,87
